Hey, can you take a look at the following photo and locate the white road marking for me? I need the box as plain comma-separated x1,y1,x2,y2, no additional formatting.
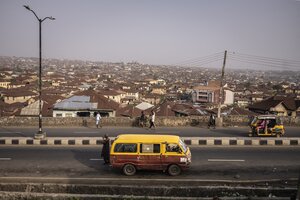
208,159,245,162
0,177,296,183
89,158,103,161
0,158,12,161
0,132,22,134
74,132,100,134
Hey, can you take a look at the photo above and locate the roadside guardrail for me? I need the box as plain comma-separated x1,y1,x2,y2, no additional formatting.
0,137,299,146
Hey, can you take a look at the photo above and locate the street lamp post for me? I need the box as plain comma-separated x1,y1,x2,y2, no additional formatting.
24,5,55,139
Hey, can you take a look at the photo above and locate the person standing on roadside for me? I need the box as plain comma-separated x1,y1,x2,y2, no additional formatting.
96,112,102,128
208,114,216,129
139,111,146,127
149,110,156,129
101,134,110,164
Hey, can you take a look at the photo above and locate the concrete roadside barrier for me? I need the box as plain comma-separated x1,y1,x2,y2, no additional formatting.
181,137,300,146
0,137,299,146
0,182,297,200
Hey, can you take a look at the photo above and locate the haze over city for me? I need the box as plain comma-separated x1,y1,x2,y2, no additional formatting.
0,0,300,70
1,1,300,199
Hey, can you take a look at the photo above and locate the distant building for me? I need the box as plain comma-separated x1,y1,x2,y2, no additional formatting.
53,96,97,117
192,81,235,105
98,89,123,103
122,89,139,104
235,97,250,107
53,90,120,117
151,86,166,95
0,79,10,88
19,100,53,117
79,83,92,91
224,89,234,105
149,79,166,86
2,88,36,104
142,94,162,105
248,95,300,117
192,81,220,104
135,102,154,111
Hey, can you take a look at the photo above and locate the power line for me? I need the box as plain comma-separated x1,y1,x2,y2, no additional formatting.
229,52,300,65
172,51,300,70
229,54,300,68
228,52,300,69
182,57,224,67
173,52,224,67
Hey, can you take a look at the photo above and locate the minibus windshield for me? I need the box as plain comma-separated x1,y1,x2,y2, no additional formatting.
179,138,187,153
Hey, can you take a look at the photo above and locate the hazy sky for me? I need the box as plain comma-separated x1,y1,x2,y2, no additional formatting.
0,0,300,69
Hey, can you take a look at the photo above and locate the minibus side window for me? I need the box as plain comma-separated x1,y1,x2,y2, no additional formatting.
114,143,137,153
140,144,160,153
153,144,160,153
166,143,180,153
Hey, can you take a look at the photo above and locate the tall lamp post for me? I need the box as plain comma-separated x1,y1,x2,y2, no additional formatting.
24,5,55,139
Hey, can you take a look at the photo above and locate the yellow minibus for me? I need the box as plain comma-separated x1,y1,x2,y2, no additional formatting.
110,134,191,176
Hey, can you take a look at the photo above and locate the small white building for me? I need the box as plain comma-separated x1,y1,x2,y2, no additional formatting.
53,96,97,117
135,102,154,111
224,89,234,105
52,95,116,117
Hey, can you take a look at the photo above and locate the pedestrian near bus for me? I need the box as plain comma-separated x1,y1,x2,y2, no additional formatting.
96,112,102,128
139,111,146,127
149,110,156,129
101,134,110,164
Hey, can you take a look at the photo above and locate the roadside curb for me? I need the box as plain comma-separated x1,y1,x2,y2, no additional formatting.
0,137,299,146
0,182,297,200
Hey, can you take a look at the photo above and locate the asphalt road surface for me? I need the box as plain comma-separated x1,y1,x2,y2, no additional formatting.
0,146,299,182
0,126,300,137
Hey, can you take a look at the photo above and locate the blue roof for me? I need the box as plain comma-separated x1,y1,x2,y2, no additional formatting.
54,96,97,110
67,96,90,102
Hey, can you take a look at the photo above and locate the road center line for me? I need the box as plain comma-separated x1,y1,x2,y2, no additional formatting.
74,132,100,134
0,132,22,134
208,159,245,162
89,158,103,161
0,158,12,161
2,176,295,183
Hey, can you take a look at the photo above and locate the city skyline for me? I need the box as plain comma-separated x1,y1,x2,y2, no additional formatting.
0,0,300,70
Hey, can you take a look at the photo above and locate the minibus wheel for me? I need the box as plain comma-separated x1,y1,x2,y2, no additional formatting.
123,164,136,176
168,164,181,176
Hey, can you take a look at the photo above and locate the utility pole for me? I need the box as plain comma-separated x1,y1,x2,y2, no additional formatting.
216,50,227,127
296,172,300,200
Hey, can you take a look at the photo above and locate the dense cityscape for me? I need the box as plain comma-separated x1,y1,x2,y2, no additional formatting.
1,1,300,199
0,56,299,118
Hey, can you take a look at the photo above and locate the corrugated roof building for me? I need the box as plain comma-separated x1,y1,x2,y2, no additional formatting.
52,91,119,117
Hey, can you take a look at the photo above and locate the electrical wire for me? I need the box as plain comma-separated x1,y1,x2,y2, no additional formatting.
228,52,300,70
173,52,224,67
172,51,300,70
229,52,300,64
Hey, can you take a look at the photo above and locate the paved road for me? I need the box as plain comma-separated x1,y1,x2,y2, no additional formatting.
0,126,300,137
0,146,299,182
